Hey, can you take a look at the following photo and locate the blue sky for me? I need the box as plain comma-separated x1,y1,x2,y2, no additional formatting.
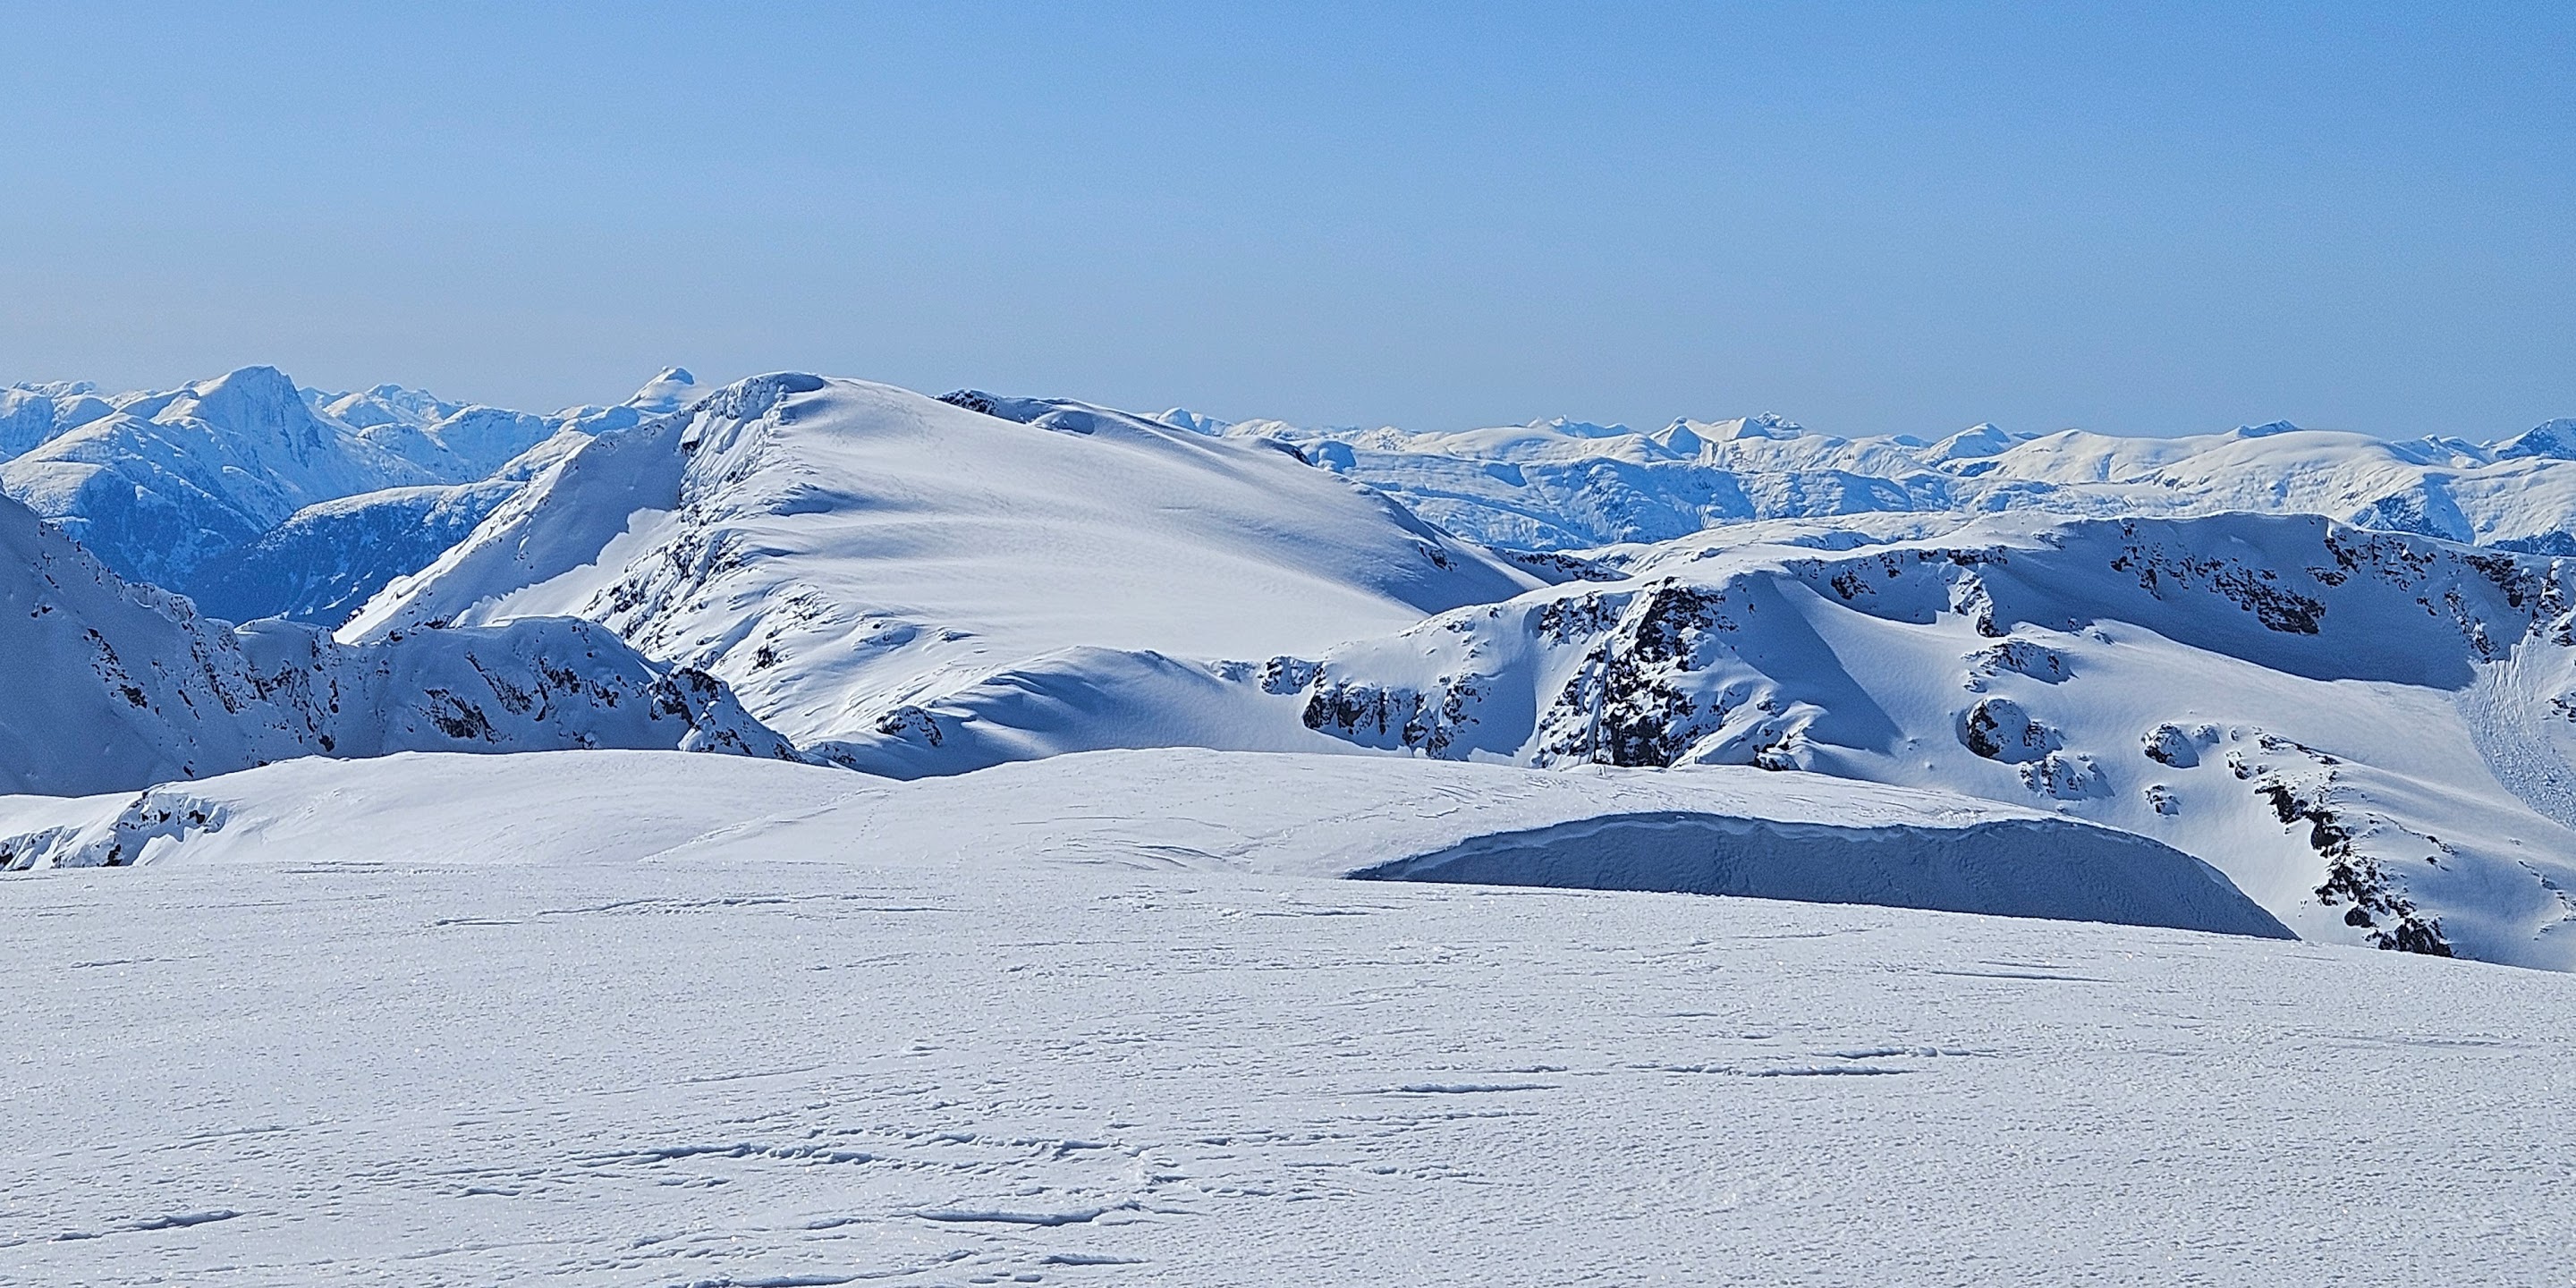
3,2,2570,437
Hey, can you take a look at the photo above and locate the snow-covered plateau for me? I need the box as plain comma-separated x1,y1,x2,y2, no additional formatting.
6,362,2576,1280
2,750,2570,1284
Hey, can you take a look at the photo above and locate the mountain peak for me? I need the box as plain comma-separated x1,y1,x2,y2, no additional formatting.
189,364,301,402
627,368,700,413
2495,417,2576,462
165,366,326,440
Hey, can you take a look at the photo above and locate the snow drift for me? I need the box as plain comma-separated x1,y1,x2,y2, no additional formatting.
0,746,2287,941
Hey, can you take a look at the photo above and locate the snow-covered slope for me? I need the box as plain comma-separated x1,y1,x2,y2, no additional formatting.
344,375,1546,750
0,367,682,596
1220,513,2576,967
0,747,2289,940
0,381,114,457
178,479,524,625
1196,408,2576,554
0,490,792,796
0,366,441,586
181,427,597,625
2,773,2565,1284
19,360,2576,968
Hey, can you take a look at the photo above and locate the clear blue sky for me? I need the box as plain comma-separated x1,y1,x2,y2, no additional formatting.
4,2,2570,437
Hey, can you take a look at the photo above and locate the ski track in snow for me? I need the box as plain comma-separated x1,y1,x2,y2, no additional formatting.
4,855,2572,1285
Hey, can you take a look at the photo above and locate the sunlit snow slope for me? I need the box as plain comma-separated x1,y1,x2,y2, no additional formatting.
344,375,1545,751
0,761,2563,1285
1255,513,2576,967
0,492,792,795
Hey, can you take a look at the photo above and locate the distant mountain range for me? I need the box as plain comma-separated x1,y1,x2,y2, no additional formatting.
9,363,2576,967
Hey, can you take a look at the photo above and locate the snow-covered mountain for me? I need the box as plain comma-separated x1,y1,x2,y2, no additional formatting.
13,365,2576,1284
0,487,791,796
179,425,605,625
1198,409,2576,555
0,381,114,458
1,366,439,587
343,375,1547,755
309,374,2576,966
16,361,2576,972
0,366,693,600
1223,513,2576,968
179,479,528,625
770,502,2576,966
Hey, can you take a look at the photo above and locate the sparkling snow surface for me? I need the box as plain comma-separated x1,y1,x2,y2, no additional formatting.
5,834,2571,1284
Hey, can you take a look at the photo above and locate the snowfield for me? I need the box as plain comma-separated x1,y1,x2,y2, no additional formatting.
0,749,2287,939
7,357,2576,1281
0,767,2568,1284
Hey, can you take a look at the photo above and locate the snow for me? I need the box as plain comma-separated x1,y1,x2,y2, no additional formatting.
0,365,658,598
0,747,2286,940
0,489,793,796
10,365,2576,966
0,751,2565,1284
343,377,1545,747
182,428,596,625
1201,406,2576,555
180,479,523,624
1258,513,2576,967
11,359,2576,1280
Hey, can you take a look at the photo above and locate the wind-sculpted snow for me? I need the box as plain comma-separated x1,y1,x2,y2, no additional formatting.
0,492,793,795
1195,408,2576,555
1258,513,2576,967
0,747,2284,942
0,758,2563,1284
345,375,1546,748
